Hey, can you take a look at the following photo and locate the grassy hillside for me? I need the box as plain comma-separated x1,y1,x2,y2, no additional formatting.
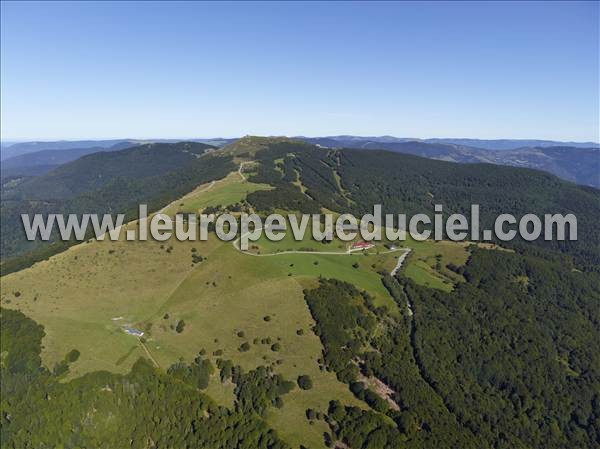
0,171,366,448
3,142,216,201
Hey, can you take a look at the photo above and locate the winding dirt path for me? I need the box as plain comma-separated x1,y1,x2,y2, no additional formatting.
156,180,217,215
238,161,249,181
391,248,411,276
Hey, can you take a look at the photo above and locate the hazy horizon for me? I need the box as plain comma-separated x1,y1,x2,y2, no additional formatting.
1,2,598,142
2,134,600,146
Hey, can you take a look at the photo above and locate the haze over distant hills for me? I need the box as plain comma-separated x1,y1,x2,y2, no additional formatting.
0,138,235,178
0,142,135,178
423,138,600,150
4,136,596,187
0,139,135,160
302,136,599,151
0,138,233,160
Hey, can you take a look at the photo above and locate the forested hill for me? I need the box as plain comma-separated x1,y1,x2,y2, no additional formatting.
240,138,600,271
298,137,600,188
0,141,235,270
2,141,217,201
0,141,136,179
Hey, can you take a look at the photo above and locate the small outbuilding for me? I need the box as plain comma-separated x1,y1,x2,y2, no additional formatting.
351,241,374,250
123,327,144,337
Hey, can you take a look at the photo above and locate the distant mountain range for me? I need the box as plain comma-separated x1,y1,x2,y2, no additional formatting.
0,139,136,160
0,142,135,178
293,136,600,150
1,136,598,187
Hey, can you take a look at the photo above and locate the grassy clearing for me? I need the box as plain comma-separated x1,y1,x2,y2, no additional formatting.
398,239,510,291
400,238,469,291
250,220,348,254
251,220,469,293
404,260,453,292
165,172,271,214
257,251,398,310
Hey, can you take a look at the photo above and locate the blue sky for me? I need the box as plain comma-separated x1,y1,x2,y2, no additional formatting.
1,1,598,141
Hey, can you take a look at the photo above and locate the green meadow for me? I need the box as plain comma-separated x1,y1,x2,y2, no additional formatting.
164,171,271,215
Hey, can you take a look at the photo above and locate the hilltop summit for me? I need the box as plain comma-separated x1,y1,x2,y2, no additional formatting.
220,135,311,157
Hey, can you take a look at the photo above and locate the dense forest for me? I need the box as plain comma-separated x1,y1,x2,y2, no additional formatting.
301,248,600,449
298,137,600,188
405,248,600,448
